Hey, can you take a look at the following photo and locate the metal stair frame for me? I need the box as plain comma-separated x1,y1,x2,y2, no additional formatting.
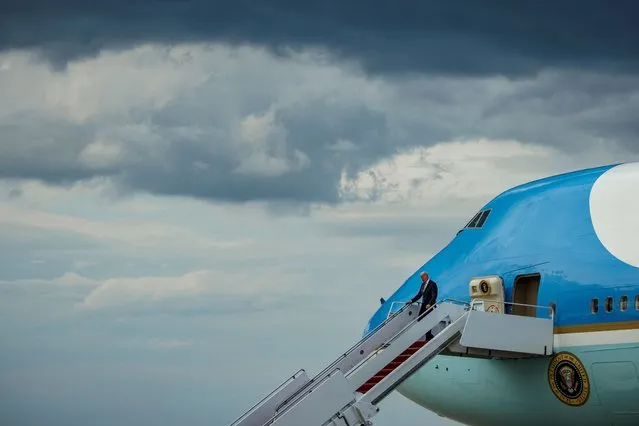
262,302,470,426
363,308,468,405
229,369,310,426
229,302,422,426
345,302,467,390
324,311,470,426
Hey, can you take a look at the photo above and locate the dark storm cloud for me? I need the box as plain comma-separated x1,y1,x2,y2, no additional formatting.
2,66,639,204
2,1,639,205
118,100,391,203
1,1,638,76
0,91,393,203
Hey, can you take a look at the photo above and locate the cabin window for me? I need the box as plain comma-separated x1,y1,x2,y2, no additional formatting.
591,298,599,314
549,302,556,318
605,297,613,313
620,295,628,312
635,295,639,310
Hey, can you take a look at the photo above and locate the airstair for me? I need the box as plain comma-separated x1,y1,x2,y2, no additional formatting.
228,297,554,426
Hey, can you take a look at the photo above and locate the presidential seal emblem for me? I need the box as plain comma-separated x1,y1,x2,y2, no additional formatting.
548,351,590,407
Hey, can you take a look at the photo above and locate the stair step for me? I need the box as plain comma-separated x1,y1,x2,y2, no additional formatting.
357,383,375,393
356,340,432,395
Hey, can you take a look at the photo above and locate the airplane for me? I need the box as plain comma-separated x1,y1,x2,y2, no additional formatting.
230,161,639,426
364,161,639,426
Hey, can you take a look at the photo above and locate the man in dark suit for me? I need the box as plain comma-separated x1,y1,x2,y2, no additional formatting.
408,271,439,338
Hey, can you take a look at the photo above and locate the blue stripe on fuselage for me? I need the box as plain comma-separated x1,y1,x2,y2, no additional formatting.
365,163,639,334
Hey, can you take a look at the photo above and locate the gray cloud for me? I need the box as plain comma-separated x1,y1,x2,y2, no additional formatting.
0,49,402,203
1,1,638,77
0,113,101,183
1,25,638,205
1,53,638,204
118,101,391,203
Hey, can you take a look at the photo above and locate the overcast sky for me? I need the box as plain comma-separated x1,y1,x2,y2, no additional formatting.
1,2,639,426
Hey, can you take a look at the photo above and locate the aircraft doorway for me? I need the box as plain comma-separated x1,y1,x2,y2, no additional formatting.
512,273,541,317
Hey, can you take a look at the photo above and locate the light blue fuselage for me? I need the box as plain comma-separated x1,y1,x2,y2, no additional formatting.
365,163,639,426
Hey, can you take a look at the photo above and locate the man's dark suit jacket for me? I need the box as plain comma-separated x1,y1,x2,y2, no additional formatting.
409,279,438,313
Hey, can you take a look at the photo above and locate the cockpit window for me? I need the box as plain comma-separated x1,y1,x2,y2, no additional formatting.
457,209,493,235
476,210,491,228
464,211,482,228
467,213,482,228
462,209,492,230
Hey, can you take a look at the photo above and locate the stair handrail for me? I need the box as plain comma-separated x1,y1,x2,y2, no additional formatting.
386,300,422,320
383,298,469,349
470,299,554,319
229,369,306,426
263,370,340,426
307,300,413,378
408,297,470,321
388,297,470,320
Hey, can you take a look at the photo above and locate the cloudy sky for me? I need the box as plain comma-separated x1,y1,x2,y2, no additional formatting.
1,2,638,426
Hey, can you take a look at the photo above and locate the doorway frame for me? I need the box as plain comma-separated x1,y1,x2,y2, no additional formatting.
511,273,542,317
